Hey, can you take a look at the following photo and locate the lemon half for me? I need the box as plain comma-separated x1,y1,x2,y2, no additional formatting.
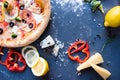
31,57,49,76
104,6,120,28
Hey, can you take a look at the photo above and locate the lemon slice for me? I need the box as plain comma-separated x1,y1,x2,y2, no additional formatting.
24,50,39,68
31,57,49,76
22,45,38,58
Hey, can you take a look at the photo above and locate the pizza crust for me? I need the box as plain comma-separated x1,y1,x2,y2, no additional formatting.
0,0,51,47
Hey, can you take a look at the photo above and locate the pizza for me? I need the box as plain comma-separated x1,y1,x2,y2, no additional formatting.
0,0,51,47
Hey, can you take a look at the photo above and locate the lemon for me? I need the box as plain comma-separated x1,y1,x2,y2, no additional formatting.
31,57,49,76
22,46,38,58
104,6,120,28
24,50,39,68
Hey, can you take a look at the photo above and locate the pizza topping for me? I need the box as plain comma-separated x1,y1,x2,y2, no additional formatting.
22,19,27,23
27,13,30,17
23,0,32,8
0,21,8,31
11,33,17,38
9,22,14,27
28,19,36,29
19,4,25,10
15,17,22,22
21,9,33,22
0,3,4,22
3,6,19,20
35,0,44,10
3,1,8,8
12,25,18,33
32,13,43,24
28,23,33,29
27,3,41,14
0,28,3,34
2,1,18,20
0,16,4,22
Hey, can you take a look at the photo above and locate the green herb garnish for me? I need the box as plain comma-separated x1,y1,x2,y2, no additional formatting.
15,17,22,22
90,0,101,12
4,1,8,8
12,33,17,38
98,4,104,14
84,0,104,13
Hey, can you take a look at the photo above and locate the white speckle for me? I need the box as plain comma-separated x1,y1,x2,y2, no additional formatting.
64,51,68,54
55,0,84,13
53,45,60,57
54,12,58,15
69,21,72,23
12,26,18,33
52,38,64,57
98,23,102,27
77,72,82,76
57,75,62,78
77,14,80,17
0,70,10,79
83,7,86,10
93,19,96,22
106,61,111,65
53,39,69,67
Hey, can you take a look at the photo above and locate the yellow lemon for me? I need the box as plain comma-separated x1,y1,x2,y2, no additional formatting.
104,6,120,28
31,57,49,76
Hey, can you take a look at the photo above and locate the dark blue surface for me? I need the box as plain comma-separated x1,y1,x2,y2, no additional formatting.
0,0,120,80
